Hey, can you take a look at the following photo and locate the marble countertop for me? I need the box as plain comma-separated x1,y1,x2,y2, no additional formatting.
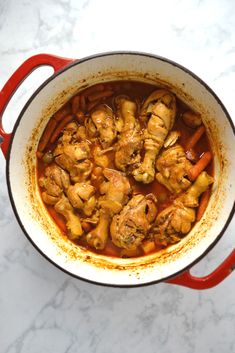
0,0,235,352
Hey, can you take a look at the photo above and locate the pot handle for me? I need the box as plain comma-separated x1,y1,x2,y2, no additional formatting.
0,53,75,158
166,248,235,289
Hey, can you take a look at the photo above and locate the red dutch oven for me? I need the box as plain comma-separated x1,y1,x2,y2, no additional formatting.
0,52,235,289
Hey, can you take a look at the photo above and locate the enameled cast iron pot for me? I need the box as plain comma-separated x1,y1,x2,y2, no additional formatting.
1,52,235,289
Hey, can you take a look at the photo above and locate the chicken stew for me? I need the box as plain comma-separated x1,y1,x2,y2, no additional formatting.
37,81,214,258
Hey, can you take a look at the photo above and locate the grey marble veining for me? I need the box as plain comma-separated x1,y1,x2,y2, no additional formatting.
0,0,235,352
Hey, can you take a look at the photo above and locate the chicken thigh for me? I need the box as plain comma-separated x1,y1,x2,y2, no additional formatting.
54,140,93,183
90,104,117,148
156,144,192,194
153,171,213,246
67,182,96,216
110,194,157,250
39,164,70,204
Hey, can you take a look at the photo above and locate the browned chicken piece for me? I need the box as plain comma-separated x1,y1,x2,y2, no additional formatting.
83,196,97,216
67,182,96,216
85,117,97,139
82,206,100,225
163,131,181,148
42,151,54,164
110,194,157,250
114,98,143,172
76,126,87,141
113,96,125,133
42,164,70,191
153,171,213,246
54,196,83,239
133,89,176,184
156,144,192,194
56,141,90,161
41,192,60,205
90,166,104,187
86,210,110,249
182,111,202,128
99,168,132,214
54,140,93,183
86,168,131,250
90,104,117,148
55,122,78,151
53,119,92,180
69,182,95,202
74,159,93,183
39,164,70,205
93,145,110,168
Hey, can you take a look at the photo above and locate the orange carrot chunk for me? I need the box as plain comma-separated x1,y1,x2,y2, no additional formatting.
185,125,205,151
87,100,100,112
53,105,71,122
196,189,211,221
87,90,114,102
188,151,212,181
141,240,156,254
80,95,86,112
36,151,43,159
71,95,80,114
83,83,105,96
50,115,73,143
38,119,57,152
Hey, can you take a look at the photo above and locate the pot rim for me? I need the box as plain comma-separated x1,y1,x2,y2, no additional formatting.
5,50,235,287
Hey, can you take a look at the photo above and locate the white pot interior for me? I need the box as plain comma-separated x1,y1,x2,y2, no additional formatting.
7,52,235,286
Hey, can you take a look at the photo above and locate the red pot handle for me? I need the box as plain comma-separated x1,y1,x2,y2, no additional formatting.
0,53,75,158
166,248,235,289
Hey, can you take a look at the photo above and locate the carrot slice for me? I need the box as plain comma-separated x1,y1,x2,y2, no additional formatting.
38,119,57,152
188,151,212,181
185,125,205,151
50,115,73,143
53,105,71,122
80,95,86,112
87,90,113,102
36,151,43,159
196,189,211,221
83,84,105,96
141,240,156,254
72,95,80,114
87,100,100,111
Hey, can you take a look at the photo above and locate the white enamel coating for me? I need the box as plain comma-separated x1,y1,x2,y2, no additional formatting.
8,53,235,286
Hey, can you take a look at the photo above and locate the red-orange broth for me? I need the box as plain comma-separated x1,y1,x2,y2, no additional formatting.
37,81,214,258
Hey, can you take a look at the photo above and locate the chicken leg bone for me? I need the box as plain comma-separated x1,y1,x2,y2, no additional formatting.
133,89,176,184
154,171,214,246
86,168,131,250
115,98,143,172
55,196,83,239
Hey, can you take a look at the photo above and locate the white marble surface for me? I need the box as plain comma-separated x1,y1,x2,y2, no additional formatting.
0,0,235,352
